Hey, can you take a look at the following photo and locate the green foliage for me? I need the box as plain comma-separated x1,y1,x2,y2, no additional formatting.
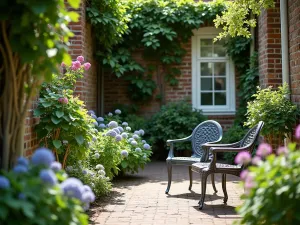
237,144,300,225
214,0,275,40
87,0,226,101
221,125,247,163
147,101,207,155
122,114,147,132
245,84,300,141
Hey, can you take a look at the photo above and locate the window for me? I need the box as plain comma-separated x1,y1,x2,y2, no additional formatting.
192,28,235,115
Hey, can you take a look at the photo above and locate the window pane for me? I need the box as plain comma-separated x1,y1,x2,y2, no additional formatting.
215,78,226,90
201,47,213,57
201,78,212,90
214,62,226,76
214,46,226,57
215,39,225,46
215,92,226,105
201,93,213,105
200,39,213,46
200,62,212,76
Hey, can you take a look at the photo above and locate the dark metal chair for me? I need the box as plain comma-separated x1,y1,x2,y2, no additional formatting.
165,120,223,194
191,121,264,209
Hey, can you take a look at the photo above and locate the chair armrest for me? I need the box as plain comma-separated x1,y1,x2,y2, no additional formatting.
166,135,192,145
202,141,241,149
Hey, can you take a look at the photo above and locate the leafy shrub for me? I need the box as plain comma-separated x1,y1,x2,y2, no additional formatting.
221,125,247,163
0,148,94,225
236,134,300,224
245,84,299,145
147,101,206,158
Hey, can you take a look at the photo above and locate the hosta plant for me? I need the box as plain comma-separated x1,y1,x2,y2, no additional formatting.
0,148,95,225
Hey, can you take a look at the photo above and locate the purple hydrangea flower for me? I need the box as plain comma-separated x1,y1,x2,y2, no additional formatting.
108,112,113,117
60,178,83,200
256,143,272,157
132,134,139,139
31,148,55,167
121,132,128,139
95,164,104,170
13,165,28,174
235,151,251,165
91,114,97,119
39,169,57,186
50,162,62,172
83,185,92,192
135,148,142,153
295,124,300,139
94,153,100,159
121,150,128,157
131,140,138,146
87,110,95,116
126,126,131,131
113,128,120,134
82,191,96,203
115,135,122,142
139,129,145,136
0,176,10,189
97,117,104,122
143,144,151,150
108,121,118,128
106,130,117,137
122,122,128,126
99,123,106,129
117,126,124,133
17,157,29,167
115,109,121,115
277,146,288,155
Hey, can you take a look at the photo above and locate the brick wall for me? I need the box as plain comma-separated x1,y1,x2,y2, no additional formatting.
258,0,282,88
288,0,300,107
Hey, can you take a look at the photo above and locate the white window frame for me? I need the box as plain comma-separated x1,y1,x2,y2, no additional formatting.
192,27,236,115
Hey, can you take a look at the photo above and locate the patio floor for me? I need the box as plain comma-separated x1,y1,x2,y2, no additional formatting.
89,161,243,225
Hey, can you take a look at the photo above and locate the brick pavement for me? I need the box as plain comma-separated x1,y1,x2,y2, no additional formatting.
89,161,243,225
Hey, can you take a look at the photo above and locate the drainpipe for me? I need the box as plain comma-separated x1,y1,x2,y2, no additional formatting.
280,0,290,90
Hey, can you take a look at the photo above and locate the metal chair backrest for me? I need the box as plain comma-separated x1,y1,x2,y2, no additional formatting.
239,121,264,153
191,120,223,158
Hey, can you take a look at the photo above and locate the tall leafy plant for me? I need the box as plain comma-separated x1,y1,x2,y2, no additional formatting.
0,0,79,170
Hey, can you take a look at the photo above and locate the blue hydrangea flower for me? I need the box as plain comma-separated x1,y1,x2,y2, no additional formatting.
93,121,98,126
121,150,128,157
31,148,55,167
117,126,124,133
113,128,120,134
17,157,29,167
143,154,147,159
139,129,145,136
40,169,57,186
132,134,139,139
135,148,142,153
60,178,83,201
134,131,140,135
83,185,92,192
95,164,104,170
122,122,128,126
108,121,118,128
131,140,138,146
82,169,88,175
125,126,131,131
108,112,113,117
106,130,117,137
92,136,97,142
115,135,122,142
87,110,95,116
97,117,104,122
128,138,134,142
13,165,28,174
98,123,106,129
142,140,146,144
82,191,96,203
50,162,62,172
115,109,121,114
121,132,128,139
143,144,151,150
91,114,97,120
0,176,10,189
94,153,100,159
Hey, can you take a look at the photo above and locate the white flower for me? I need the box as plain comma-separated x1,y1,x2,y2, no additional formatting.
125,126,131,131
95,164,104,170
108,121,118,128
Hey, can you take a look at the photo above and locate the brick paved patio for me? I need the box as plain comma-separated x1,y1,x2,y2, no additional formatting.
89,161,243,225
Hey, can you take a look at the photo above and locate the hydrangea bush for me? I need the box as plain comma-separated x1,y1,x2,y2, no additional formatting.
235,125,300,224
34,56,96,168
0,148,94,225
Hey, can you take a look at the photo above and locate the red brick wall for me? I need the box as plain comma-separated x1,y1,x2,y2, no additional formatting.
258,0,282,88
289,0,300,107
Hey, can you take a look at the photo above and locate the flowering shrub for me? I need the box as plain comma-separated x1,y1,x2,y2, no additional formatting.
34,56,95,168
0,148,94,225
235,126,300,224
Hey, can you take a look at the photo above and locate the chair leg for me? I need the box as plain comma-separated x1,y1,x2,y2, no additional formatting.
211,174,218,193
188,166,192,190
198,172,209,210
165,163,172,194
222,174,228,204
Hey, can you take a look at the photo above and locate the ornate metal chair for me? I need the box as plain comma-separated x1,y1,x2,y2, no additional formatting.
191,121,264,209
165,120,223,194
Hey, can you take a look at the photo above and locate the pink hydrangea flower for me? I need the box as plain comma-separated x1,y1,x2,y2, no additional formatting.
58,97,68,104
256,143,272,157
240,170,248,180
63,97,68,104
77,55,84,62
277,146,288,155
83,62,91,71
252,156,261,165
295,124,300,139
244,175,255,192
73,60,81,69
61,62,66,67
235,151,251,165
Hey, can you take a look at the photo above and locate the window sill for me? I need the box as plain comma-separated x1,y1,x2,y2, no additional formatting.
201,111,236,116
